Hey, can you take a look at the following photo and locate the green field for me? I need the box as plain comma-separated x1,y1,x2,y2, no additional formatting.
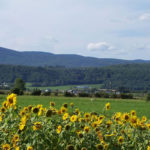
26,83,103,90
0,95,150,118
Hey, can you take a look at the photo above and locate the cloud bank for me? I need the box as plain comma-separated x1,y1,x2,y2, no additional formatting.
139,13,150,21
87,42,114,51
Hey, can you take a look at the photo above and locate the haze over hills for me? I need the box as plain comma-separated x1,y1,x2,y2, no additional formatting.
0,47,150,67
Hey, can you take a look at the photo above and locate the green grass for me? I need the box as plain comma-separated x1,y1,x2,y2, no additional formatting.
26,83,103,90
0,95,150,118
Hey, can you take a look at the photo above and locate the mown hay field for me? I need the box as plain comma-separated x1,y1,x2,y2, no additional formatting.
0,95,149,118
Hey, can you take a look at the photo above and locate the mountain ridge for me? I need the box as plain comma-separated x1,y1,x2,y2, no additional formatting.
0,47,150,67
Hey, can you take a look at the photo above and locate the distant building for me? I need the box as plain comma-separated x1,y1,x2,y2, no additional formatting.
0,82,9,88
99,89,120,95
76,85,89,89
45,89,51,92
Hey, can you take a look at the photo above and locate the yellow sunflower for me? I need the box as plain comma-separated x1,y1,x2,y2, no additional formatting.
70,115,77,122
33,122,42,131
56,125,62,134
27,146,33,150
105,103,110,110
84,126,90,133
118,136,124,144
7,93,16,107
63,113,69,120
2,144,10,150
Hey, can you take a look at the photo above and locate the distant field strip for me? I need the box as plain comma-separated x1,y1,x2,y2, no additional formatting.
0,95,149,118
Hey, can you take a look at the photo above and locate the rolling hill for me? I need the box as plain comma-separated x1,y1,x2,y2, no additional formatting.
0,47,150,67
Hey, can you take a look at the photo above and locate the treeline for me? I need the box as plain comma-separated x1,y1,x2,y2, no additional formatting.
1,64,150,91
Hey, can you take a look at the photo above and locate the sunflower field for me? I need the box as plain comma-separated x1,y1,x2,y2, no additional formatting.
0,94,150,150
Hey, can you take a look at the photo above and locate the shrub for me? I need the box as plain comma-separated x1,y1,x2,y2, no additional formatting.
64,91,75,97
146,93,150,101
102,93,110,98
120,93,133,99
78,92,90,97
42,91,51,96
11,87,24,95
94,92,102,98
31,89,41,96
0,90,5,95
110,93,118,98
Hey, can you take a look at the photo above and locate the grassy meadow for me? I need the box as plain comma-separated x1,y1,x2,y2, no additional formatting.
26,83,103,90
1,94,150,118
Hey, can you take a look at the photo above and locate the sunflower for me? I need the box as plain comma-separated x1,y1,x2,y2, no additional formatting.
84,113,90,119
106,120,112,130
7,93,16,107
70,115,77,122
146,123,150,130
147,146,150,150
63,103,68,108
2,101,8,109
1,107,6,113
38,108,43,116
12,134,19,142
96,144,103,150
99,115,105,121
27,146,33,150
50,101,55,107
130,110,136,116
19,110,26,116
81,147,87,150
77,132,83,138
60,107,67,114
122,113,130,122
97,131,103,141
15,147,19,150
92,121,98,128
118,136,124,144
66,145,75,150
28,105,32,111
0,116,2,122
70,103,74,107
23,107,29,112
142,116,147,122
21,116,27,124
56,125,62,134
105,103,110,110
130,116,137,126
65,124,70,131
84,126,90,133
37,104,42,109
19,123,25,131
33,122,42,131
75,108,80,114
2,144,10,150
46,109,53,117
63,113,69,120
104,143,109,150
32,107,39,114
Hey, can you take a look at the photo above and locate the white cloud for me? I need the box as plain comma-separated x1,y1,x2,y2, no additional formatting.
87,42,114,51
139,13,150,21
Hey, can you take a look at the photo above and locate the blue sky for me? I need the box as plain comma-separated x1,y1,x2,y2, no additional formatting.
0,0,150,59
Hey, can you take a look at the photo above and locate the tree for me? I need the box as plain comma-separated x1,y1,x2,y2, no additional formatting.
11,78,25,95
14,78,25,91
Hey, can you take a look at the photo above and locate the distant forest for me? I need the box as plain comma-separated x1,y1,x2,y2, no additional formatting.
0,64,150,91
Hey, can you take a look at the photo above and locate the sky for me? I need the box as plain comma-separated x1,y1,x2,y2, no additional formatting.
0,0,150,60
